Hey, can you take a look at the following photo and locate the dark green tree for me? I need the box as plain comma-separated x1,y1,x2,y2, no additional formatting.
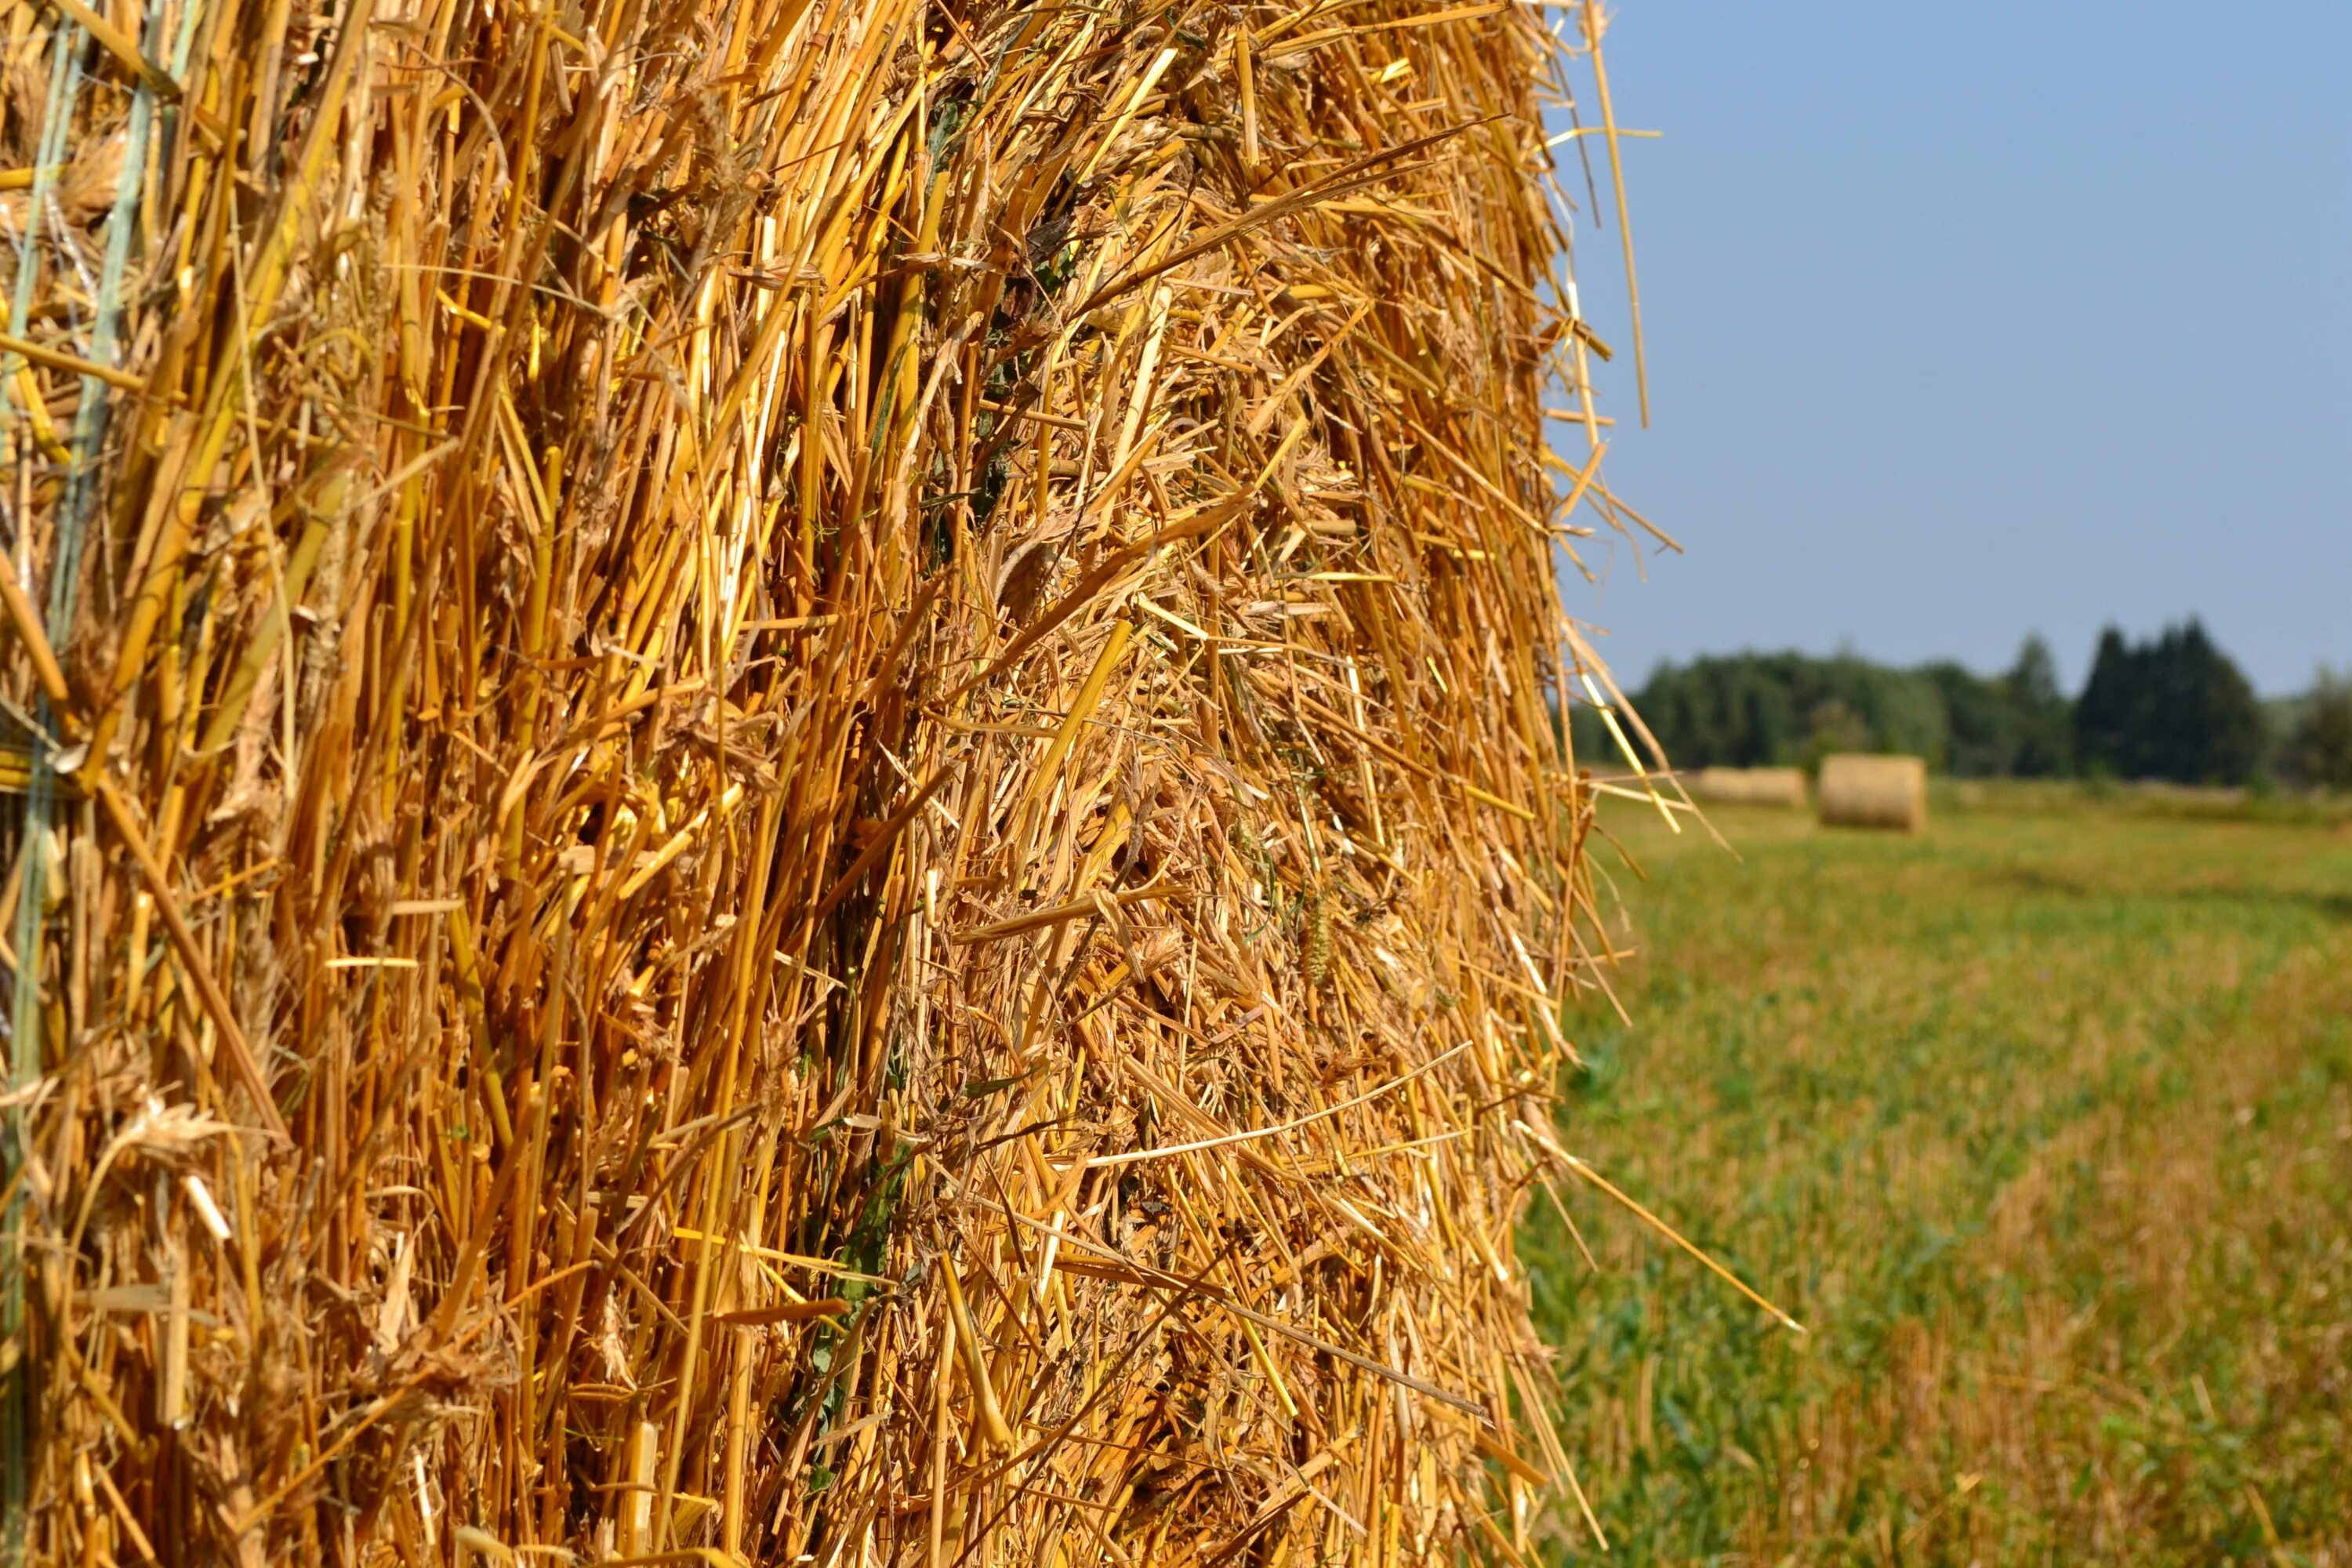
1625,652,1947,769
1622,644,2078,777
2002,634,2074,777
2074,620,2264,785
1921,661,2013,776
2075,627,2151,778
2282,669,2352,790
1915,641,2071,778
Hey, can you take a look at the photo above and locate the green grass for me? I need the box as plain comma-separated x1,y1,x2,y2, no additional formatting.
1526,802,2352,1566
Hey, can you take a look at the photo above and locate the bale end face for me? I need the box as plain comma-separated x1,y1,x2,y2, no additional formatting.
1817,754,1929,831
1689,767,1809,809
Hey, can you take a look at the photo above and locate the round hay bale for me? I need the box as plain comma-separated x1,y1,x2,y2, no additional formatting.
0,0,1660,1557
1817,754,1929,831
1689,766,1809,809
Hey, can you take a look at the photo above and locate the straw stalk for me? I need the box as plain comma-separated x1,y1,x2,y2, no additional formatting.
0,0,1670,1559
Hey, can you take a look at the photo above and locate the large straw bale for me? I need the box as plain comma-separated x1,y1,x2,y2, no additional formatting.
1689,766,1808,809
1818,754,1929,831
0,0,1664,1560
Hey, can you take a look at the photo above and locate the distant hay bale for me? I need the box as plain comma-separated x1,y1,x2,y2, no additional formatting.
1818,754,1929,831
0,0,1664,1560
1689,767,1809,808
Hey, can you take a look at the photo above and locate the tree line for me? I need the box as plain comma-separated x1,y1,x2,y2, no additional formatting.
1587,621,2352,789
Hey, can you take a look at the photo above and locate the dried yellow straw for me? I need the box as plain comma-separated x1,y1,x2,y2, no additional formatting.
0,0,1671,1559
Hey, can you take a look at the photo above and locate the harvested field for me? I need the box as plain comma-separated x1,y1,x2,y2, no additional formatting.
0,0,1668,1561
1530,801,2352,1563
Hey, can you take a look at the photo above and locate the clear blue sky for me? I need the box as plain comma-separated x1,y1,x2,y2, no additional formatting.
1552,1,2352,696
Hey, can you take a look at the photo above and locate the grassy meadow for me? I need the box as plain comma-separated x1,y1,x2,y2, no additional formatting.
1526,797,2352,1564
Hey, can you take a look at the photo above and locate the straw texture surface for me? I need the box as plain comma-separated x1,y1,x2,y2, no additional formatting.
1687,767,1806,811
0,0,1668,1559
1817,755,1929,833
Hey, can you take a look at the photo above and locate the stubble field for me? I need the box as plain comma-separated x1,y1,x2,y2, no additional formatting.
1527,799,2352,1564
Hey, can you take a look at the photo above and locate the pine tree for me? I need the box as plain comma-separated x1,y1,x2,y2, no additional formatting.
2074,621,2263,784
2002,635,2074,777
2074,627,2151,778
